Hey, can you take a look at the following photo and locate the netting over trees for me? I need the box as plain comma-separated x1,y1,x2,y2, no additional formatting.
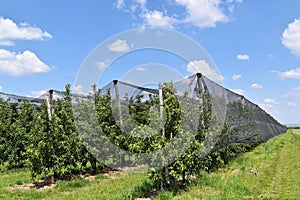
0,91,45,104
76,73,286,151
0,73,286,184
196,74,287,155
71,73,286,169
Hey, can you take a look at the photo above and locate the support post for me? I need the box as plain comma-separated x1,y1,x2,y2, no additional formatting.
159,83,169,188
196,73,203,105
113,80,123,127
46,90,55,183
46,90,54,120
197,73,204,129
159,83,165,138
113,80,124,168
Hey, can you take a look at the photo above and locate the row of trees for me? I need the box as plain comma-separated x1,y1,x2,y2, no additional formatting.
0,82,258,188
73,82,259,189
0,85,103,182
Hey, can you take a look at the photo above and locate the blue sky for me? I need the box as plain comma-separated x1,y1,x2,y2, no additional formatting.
0,0,300,124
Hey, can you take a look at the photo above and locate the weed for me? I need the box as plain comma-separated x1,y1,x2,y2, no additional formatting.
196,171,222,188
95,174,107,180
15,179,23,185
156,191,173,200
56,178,91,191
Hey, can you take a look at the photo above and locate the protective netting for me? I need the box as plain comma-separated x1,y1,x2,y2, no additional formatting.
71,73,287,168
174,73,287,153
0,73,287,168
0,91,45,104
104,73,287,153
198,74,287,155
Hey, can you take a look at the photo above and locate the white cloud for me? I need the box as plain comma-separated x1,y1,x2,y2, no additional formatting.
31,90,47,97
230,88,244,95
0,49,51,76
186,60,224,82
143,10,176,28
288,102,297,106
284,86,300,97
107,39,130,53
232,74,241,80
175,0,229,28
251,83,263,89
264,98,278,105
226,0,243,4
136,0,146,6
95,61,107,70
115,0,125,10
261,98,279,109
155,30,166,37
275,67,300,79
288,102,300,108
115,0,241,29
73,85,92,95
0,17,52,46
261,104,273,109
136,66,147,71
0,85,2,92
282,18,300,56
74,85,84,94
137,26,146,33
236,54,250,60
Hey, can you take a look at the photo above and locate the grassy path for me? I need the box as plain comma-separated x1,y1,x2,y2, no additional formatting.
175,129,300,199
269,129,300,198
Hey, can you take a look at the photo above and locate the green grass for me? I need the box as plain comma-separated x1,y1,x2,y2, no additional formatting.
0,169,148,200
52,172,149,200
156,191,174,200
55,178,91,192
1,129,299,199
174,129,300,199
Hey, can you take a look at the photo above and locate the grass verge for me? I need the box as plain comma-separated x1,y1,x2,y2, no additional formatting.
174,129,300,199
